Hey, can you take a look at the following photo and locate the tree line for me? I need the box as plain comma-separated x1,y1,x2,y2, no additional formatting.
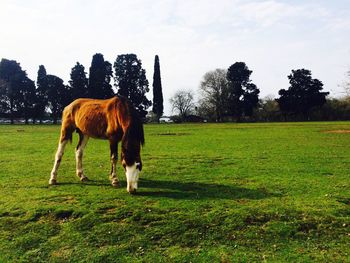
1,54,349,124
170,62,349,122
0,53,164,124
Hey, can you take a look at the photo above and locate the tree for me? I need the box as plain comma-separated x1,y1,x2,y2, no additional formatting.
254,95,282,122
152,55,164,122
0,78,8,117
320,97,350,121
20,77,36,124
88,53,114,99
276,69,329,120
170,90,195,121
69,62,88,100
35,65,49,123
226,62,260,121
114,54,152,118
47,75,71,124
0,59,27,123
198,68,228,122
242,83,260,116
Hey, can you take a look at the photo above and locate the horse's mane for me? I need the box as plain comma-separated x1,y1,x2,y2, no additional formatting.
118,96,144,165
127,105,145,147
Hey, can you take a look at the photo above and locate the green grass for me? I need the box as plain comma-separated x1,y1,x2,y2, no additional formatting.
0,122,349,262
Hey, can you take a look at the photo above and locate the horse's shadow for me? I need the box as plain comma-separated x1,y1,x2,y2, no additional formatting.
53,178,281,200
136,178,281,200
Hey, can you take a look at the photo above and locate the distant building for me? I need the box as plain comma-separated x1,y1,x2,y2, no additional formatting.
159,116,173,123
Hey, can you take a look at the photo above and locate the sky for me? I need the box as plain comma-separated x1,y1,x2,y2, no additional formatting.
1,0,349,114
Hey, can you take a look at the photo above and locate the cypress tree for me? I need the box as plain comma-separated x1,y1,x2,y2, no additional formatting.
152,55,164,122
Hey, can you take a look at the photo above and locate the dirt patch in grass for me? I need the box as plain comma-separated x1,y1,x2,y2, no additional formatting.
323,130,350,134
51,247,74,261
44,195,77,204
29,209,77,223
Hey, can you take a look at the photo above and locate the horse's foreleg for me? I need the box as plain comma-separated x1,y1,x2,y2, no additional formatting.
49,140,68,185
76,134,89,182
109,141,119,187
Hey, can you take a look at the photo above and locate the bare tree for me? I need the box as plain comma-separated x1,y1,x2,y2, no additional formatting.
198,68,228,122
257,95,281,122
170,90,195,120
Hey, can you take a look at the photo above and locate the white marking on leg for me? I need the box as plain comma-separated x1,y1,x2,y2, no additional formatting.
110,154,119,186
125,162,140,193
76,135,89,181
49,140,68,184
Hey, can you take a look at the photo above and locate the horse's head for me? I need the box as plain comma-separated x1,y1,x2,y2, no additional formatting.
122,157,142,194
121,107,144,194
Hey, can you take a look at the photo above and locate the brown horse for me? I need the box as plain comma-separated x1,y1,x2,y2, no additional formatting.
49,96,144,194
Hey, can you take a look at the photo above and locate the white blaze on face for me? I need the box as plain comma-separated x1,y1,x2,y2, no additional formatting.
125,162,140,193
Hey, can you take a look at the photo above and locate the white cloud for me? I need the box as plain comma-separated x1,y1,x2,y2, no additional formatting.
0,0,349,113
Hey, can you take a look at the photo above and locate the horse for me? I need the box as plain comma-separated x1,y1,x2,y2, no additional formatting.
49,96,144,194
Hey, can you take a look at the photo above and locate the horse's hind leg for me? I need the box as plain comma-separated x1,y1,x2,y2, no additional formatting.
49,128,72,185
76,131,89,182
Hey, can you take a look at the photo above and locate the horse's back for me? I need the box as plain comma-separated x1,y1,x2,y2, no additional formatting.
62,97,119,139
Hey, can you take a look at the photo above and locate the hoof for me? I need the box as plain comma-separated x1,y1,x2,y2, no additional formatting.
128,189,137,195
80,176,89,182
49,179,57,185
112,180,119,187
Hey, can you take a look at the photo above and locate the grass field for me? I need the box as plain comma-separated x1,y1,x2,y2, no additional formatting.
0,122,349,262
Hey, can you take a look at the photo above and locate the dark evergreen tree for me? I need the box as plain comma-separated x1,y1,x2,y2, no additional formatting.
0,59,27,123
88,53,114,99
69,62,88,100
47,75,71,124
114,54,152,118
61,84,73,110
276,69,329,120
226,62,260,121
20,77,36,124
0,78,8,117
152,55,164,122
104,61,114,96
35,65,49,123
242,82,260,116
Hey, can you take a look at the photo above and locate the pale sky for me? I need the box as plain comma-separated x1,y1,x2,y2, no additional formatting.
1,0,349,114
